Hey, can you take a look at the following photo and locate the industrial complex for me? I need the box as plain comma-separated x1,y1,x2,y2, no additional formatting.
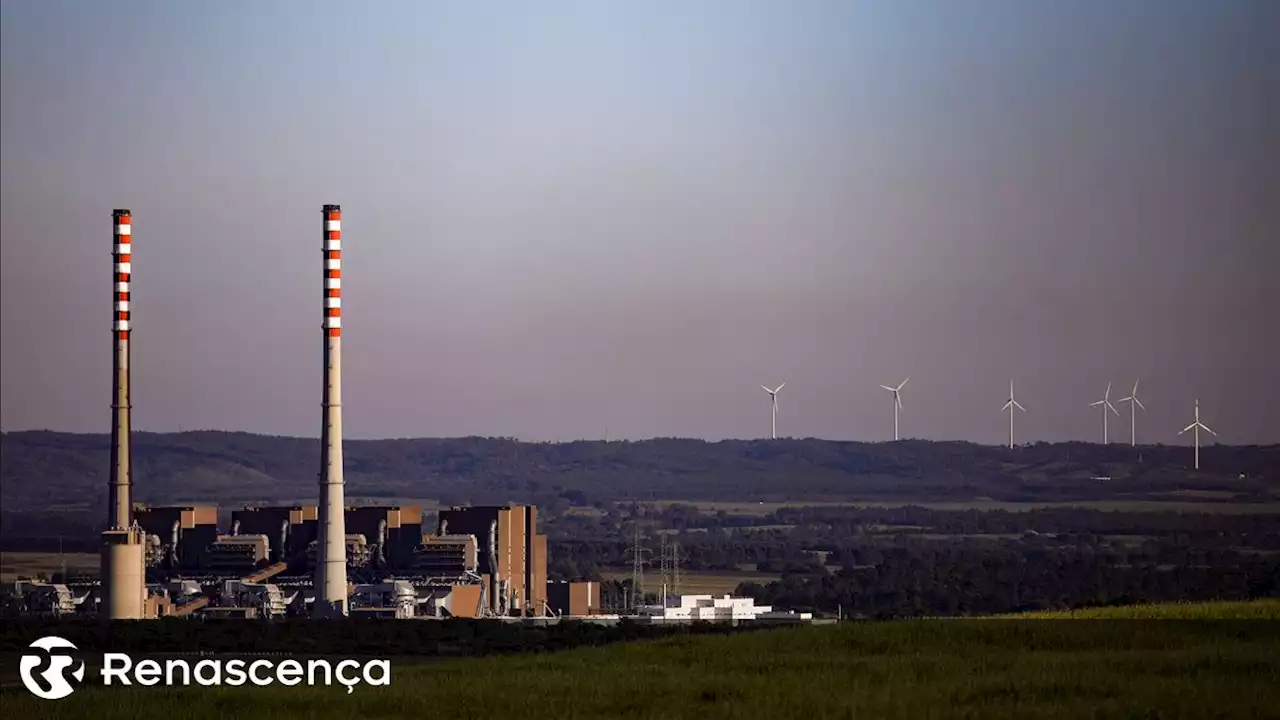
4,208,810,625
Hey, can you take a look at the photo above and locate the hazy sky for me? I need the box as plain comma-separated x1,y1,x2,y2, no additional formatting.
2,1,1277,445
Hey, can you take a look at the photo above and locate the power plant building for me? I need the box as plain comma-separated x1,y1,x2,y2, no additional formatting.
437,505,547,616
134,504,219,571
547,580,601,617
71,205,571,621
230,505,319,563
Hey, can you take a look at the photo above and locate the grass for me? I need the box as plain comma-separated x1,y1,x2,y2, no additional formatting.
0,552,99,583
1004,599,1280,620
6,602,1279,719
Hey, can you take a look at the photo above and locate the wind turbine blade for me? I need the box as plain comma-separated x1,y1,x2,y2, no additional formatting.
1179,422,1196,434
761,385,772,394
897,377,910,391
896,395,903,409
1200,423,1217,437
1014,401,1026,412
1002,400,1013,411
1089,400,1105,407
1132,379,1140,396
775,382,786,392
1107,401,1119,415
880,385,896,392
1105,382,1112,399
1133,397,1146,411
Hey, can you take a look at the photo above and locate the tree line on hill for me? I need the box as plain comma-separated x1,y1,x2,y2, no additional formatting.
3,431,1277,515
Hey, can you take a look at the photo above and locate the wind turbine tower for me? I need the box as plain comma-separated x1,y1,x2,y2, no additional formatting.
1002,380,1026,449
1089,382,1120,444
761,383,786,440
880,377,909,441
1178,398,1217,470
1117,379,1146,446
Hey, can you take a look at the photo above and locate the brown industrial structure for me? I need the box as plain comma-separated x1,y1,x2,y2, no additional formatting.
548,581,602,617
77,206,574,621
437,505,548,616
230,505,319,563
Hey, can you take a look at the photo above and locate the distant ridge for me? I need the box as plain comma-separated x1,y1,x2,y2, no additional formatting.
2,431,1276,514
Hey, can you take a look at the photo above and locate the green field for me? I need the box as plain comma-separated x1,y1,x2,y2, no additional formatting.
6,601,1279,719
649,499,1280,516
1004,599,1280,620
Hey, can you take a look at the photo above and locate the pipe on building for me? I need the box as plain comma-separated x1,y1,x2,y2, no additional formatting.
169,520,181,568
278,520,290,564
376,519,388,570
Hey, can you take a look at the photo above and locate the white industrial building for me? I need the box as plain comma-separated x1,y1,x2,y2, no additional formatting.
637,595,812,623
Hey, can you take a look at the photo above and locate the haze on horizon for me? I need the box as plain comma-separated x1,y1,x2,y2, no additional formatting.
2,1,1277,446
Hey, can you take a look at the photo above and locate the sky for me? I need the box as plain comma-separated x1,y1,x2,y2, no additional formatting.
1,0,1277,445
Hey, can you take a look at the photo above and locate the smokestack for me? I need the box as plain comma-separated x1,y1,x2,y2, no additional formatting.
314,204,349,617
101,208,146,619
110,209,133,530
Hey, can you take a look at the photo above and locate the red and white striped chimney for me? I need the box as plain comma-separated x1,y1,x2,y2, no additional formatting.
110,208,133,531
315,204,349,617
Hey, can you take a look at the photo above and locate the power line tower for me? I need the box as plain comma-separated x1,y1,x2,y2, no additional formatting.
671,538,682,598
627,524,650,611
658,533,669,607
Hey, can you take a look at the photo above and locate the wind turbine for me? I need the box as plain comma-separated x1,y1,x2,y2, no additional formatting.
761,383,786,439
1178,398,1217,470
1001,380,1026,449
1117,379,1145,446
879,377,909,441
1089,382,1121,444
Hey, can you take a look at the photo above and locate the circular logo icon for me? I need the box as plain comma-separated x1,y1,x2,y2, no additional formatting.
19,636,86,700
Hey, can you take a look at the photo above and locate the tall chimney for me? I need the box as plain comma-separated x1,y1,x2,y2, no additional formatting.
314,204,349,617
101,208,146,619
109,209,133,529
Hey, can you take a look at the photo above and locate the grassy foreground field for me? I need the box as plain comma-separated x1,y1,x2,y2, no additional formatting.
6,604,1279,719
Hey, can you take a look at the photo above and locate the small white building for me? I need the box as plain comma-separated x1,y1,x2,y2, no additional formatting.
637,594,812,623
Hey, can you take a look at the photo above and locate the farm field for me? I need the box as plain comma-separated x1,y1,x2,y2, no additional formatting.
0,552,99,583
5,601,1278,719
1005,599,1280,620
600,569,779,596
647,499,1280,516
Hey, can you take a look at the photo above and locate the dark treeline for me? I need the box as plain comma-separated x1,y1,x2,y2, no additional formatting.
545,505,1280,616
735,548,1280,618
0,617,770,656
4,431,1277,514
546,505,1280,574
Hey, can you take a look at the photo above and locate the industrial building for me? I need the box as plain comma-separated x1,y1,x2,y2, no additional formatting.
436,504,548,616
637,595,814,624
13,205,809,624
547,580,602,617
230,506,318,563
134,504,220,573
